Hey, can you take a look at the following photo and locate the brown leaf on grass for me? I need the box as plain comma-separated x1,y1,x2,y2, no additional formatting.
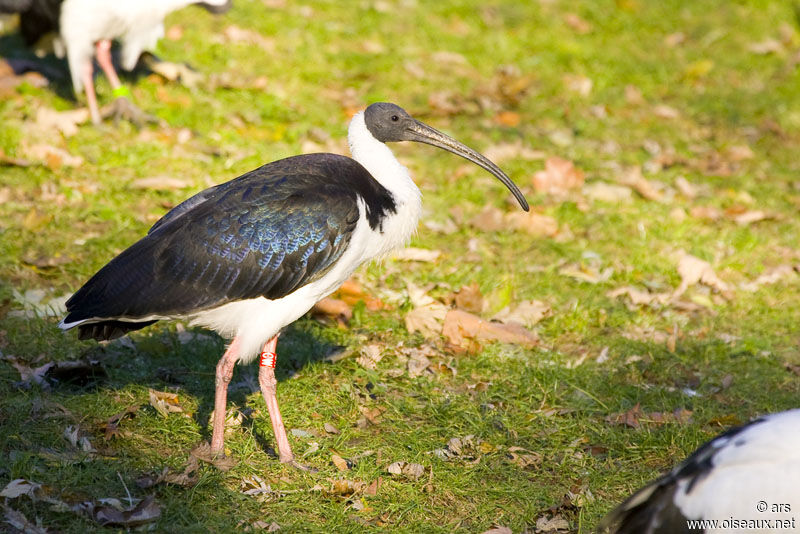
505,211,560,237
324,422,340,435
219,25,276,52
532,156,585,195
442,309,538,350
618,166,663,201
559,263,613,284
607,286,670,307
562,74,592,96
35,107,89,137
583,181,632,203
137,456,200,489
652,104,680,119
624,84,645,105
87,495,161,527
470,205,506,232
536,515,571,532
506,446,542,469
732,210,773,226
312,297,352,321
689,205,722,221
404,285,448,338
493,111,521,127
2,503,49,534
483,141,545,164
492,300,551,328
386,461,425,480
0,479,42,499
741,264,798,292
358,406,385,425
673,252,730,298
191,443,236,471
605,403,642,428
104,405,138,440
21,143,83,170
131,175,193,190
406,349,431,378
331,454,350,472
148,389,183,417
453,283,484,314
481,527,512,534
364,477,382,496
329,479,366,496
664,32,686,47
356,344,383,370
606,405,693,428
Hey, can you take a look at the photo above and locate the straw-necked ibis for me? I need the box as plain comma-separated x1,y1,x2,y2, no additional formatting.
600,409,800,533
60,102,529,466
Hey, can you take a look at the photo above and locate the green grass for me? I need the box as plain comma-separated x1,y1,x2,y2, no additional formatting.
2,0,800,531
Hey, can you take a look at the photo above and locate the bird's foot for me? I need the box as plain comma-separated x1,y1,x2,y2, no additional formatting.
101,96,158,126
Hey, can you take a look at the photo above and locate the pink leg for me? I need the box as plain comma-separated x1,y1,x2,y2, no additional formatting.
257,335,295,464
95,39,123,90
81,59,100,125
210,337,240,455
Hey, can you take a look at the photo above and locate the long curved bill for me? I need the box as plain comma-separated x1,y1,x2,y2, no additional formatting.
406,120,529,211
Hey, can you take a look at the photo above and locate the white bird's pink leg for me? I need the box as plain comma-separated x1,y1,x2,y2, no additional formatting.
210,337,240,455
95,39,123,91
257,335,295,464
81,58,100,125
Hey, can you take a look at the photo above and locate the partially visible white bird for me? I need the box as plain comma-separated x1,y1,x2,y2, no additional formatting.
58,0,231,124
600,409,800,534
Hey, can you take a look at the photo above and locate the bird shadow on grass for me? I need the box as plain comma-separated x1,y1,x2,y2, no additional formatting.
0,33,74,101
69,318,344,456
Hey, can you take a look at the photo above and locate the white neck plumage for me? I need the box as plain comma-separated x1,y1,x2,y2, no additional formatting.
347,111,423,252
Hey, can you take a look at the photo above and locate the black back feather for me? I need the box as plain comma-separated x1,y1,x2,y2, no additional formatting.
64,153,396,340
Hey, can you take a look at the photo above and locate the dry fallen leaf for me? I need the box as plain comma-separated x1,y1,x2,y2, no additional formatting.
22,143,83,170
442,309,538,349
331,454,350,472
607,286,670,307
470,206,506,232
673,252,730,298
741,264,797,292
386,461,425,480
508,211,560,237
481,527,513,534
312,297,352,321
453,283,484,314
356,344,383,370
148,389,183,417
2,503,48,534
532,156,585,195
583,182,632,203
492,300,551,328
618,166,663,201
35,107,89,137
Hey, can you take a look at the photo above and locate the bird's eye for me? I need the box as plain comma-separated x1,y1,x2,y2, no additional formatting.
391,115,399,122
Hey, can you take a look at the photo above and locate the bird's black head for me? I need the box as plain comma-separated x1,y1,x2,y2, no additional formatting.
364,102,415,143
362,102,530,211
